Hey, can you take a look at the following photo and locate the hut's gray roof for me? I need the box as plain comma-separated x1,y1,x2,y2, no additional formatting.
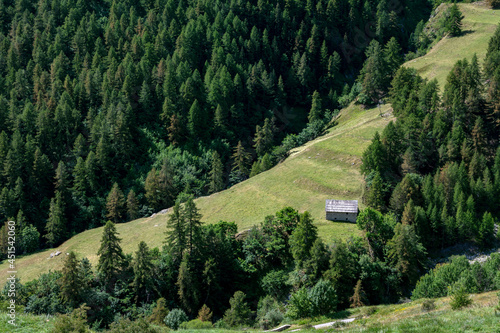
325,200,358,213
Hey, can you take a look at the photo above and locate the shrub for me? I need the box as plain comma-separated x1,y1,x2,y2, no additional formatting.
286,287,311,319
164,308,188,330
261,270,289,301
149,298,168,325
197,304,212,322
179,318,213,329
449,284,472,310
308,280,337,316
108,317,160,333
53,304,90,333
223,291,253,327
421,299,436,312
257,296,283,329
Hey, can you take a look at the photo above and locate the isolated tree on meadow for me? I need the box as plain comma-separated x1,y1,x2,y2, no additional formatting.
445,4,464,37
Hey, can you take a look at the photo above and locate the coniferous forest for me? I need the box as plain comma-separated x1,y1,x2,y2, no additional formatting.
1,0,500,331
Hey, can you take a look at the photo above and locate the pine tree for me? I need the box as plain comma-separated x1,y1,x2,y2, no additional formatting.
97,221,124,289
126,189,139,221
133,241,154,303
60,251,82,308
106,183,126,223
209,151,224,194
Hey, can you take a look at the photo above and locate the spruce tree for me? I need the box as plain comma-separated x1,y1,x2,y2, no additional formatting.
177,252,200,314
97,221,125,289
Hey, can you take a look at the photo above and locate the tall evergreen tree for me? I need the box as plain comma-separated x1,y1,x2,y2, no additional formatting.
132,241,154,304
165,201,186,260
45,191,66,247
184,196,202,255
60,251,83,308
289,212,318,268
97,221,125,289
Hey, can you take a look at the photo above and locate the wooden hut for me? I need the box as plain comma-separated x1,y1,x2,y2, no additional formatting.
325,200,358,223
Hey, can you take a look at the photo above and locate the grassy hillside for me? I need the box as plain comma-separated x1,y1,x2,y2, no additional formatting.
406,2,500,90
2,2,498,284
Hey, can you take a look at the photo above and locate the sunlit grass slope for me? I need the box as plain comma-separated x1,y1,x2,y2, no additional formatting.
2,2,498,284
405,3,500,90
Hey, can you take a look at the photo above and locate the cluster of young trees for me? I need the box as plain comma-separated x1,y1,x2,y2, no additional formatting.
0,0,431,255
361,25,500,253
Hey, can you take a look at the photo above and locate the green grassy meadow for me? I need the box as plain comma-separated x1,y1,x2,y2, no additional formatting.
405,3,500,90
1,2,498,285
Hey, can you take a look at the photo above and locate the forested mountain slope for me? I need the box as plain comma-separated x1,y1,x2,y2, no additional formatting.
2,2,498,284
0,0,430,256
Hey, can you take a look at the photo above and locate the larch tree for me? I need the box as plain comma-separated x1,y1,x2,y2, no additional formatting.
165,201,186,259
106,182,126,223
231,141,252,176
45,191,66,247
209,151,224,194
184,196,202,255
308,90,322,123
126,189,139,221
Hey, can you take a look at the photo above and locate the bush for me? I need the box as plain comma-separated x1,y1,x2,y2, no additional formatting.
257,296,284,329
308,280,337,316
197,304,212,322
164,308,188,330
421,299,436,311
149,298,169,325
179,318,213,329
108,317,160,333
286,287,311,319
53,304,90,333
223,291,253,327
